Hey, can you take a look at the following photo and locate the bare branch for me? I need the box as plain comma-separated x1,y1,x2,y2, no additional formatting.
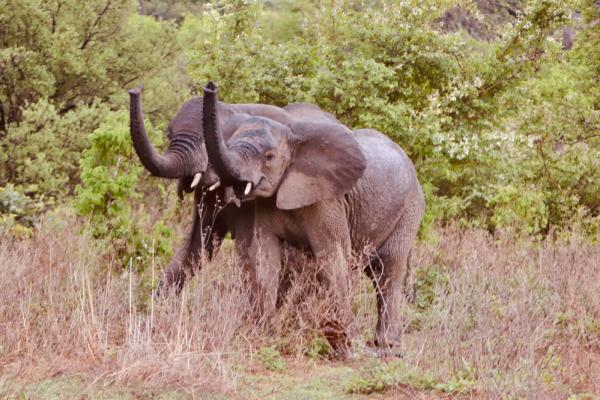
0,100,6,136
80,1,113,50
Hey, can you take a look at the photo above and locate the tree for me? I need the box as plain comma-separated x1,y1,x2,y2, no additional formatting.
0,0,188,198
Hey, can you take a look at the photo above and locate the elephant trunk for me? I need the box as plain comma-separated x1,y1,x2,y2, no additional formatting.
202,82,243,184
128,87,184,179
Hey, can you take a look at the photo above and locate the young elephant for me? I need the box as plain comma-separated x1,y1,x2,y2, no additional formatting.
202,82,425,349
128,87,295,293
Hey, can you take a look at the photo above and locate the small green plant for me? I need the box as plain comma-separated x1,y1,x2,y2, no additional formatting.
346,360,402,394
414,266,449,313
568,393,596,400
257,346,285,372
305,336,333,360
346,360,476,395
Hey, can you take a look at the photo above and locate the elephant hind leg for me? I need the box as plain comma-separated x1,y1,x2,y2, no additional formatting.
369,201,424,348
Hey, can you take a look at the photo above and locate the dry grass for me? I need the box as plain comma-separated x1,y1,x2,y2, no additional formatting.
0,218,599,398
0,217,251,396
398,227,600,398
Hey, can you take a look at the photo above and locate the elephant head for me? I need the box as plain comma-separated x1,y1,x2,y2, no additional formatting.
202,82,366,209
128,87,222,198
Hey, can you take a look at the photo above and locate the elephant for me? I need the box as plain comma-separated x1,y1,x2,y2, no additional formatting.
201,81,425,349
128,87,347,297
128,87,297,293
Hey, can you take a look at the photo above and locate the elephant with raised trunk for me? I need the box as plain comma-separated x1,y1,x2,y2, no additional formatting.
202,81,425,350
128,87,295,293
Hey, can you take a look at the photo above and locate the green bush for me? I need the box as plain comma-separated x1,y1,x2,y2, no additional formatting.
75,110,174,268
0,100,108,198
186,0,599,237
0,184,42,238
257,346,286,372
1,0,598,239
0,0,189,231
346,360,475,395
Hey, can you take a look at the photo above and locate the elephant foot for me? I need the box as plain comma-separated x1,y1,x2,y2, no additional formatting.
365,333,404,359
320,319,352,360
365,345,404,358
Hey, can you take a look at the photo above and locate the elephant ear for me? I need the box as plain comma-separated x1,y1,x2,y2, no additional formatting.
276,121,366,210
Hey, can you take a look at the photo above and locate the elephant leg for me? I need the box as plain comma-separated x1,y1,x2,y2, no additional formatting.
301,202,354,357
275,245,310,308
157,208,203,294
310,240,353,358
246,228,282,322
157,191,226,295
296,201,353,322
314,244,352,323
371,205,423,349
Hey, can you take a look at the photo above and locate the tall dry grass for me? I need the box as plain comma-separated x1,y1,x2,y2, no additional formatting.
0,217,253,395
399,227,600,398
0,218,598,398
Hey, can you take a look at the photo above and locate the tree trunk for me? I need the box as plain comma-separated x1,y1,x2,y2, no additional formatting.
0,101,6,137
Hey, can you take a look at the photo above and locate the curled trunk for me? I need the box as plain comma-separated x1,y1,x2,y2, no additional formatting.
128,87,183,179
202,82,242,184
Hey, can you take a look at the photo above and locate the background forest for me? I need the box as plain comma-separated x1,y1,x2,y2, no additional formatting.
1,0,599,254
0,0,599,398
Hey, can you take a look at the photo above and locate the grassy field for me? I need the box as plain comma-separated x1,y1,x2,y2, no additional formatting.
0,219,598,399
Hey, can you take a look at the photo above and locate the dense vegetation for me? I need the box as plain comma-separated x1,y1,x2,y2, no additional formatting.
1,0,598,258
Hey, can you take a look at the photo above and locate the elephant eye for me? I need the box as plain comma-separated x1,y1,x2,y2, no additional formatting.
265,151,276,163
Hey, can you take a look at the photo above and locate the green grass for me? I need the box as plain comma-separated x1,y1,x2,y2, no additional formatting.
2,363,395,400
3,376,193,400
237,361,378,400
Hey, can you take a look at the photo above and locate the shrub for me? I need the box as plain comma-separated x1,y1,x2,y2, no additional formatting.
75,110,174,268
0,100,108,198
186,0,599,236
257,346,286,372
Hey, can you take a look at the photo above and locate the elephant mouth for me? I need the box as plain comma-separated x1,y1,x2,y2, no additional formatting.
177,168,223,199
232,176,271,200
232,180,255,199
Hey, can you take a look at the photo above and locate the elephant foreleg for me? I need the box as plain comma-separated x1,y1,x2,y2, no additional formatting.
157,191,227,295
302,203,354,357
245,229,282,323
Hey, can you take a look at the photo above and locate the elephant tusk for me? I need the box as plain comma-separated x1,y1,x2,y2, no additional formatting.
244,182,252,195
208,181,221,191
190,172,202,189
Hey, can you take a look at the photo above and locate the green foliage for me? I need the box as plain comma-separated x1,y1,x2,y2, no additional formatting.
187,0,271,103
346,360,475,395
0,0,182,123
1,0,599,240
568,394,597,400
0,100,108,197
0,184,39,238
257,346,286,372
185,0,598,237
75,111,174,267
305,336,333,360
414,266,449,313
0,0,188,231
406,265,450,331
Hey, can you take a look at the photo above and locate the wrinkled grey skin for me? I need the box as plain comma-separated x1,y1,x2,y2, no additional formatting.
202,82,425,348
128,88,294,293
